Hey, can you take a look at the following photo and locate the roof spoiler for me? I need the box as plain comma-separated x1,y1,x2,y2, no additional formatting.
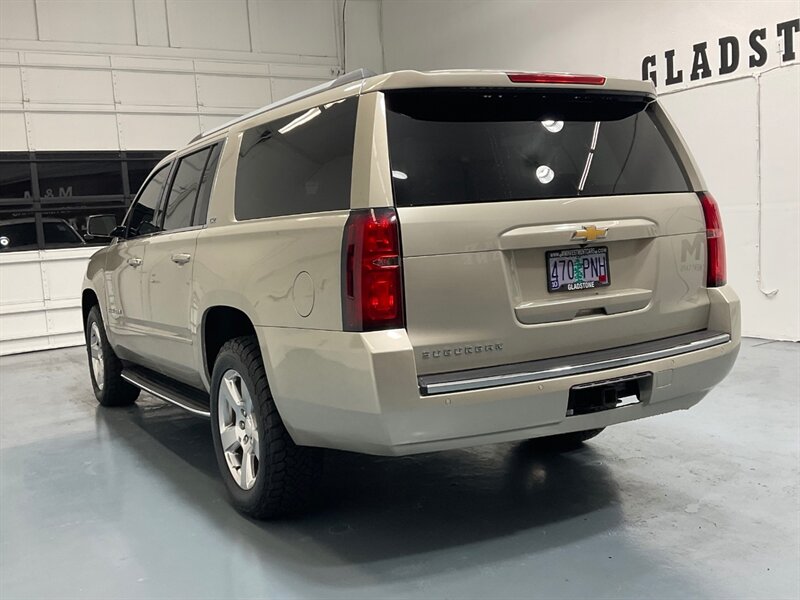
189,68,377,143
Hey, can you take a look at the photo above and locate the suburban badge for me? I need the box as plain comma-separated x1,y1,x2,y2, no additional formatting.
422,343,504,359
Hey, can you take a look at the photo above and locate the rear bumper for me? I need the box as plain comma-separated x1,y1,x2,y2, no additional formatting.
259,286,740,456
418,330,730,395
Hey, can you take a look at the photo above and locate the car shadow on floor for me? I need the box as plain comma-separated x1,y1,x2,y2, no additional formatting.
96,397,624,582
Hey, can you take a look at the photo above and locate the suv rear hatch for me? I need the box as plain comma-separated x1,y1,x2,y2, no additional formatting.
384,86,710,377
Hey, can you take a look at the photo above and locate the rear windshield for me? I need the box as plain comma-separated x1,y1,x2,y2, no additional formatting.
385,89,691,207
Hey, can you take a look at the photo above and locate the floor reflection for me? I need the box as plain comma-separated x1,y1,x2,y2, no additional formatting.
95,396,623,567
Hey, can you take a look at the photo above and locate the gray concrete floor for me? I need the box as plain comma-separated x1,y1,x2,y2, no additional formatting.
0,339,798,600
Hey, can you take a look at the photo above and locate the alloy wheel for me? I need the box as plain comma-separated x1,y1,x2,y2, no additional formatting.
217,369,260,490
89,322,104,391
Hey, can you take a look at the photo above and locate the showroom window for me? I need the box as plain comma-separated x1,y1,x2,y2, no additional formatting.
0,153,33,200
234,97,356,220
0,151,169,252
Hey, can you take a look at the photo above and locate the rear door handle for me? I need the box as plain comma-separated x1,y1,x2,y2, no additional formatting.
171,253,192,265
127,257,142,268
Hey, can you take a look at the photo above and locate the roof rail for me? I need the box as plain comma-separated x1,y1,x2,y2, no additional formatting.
189,68,377,143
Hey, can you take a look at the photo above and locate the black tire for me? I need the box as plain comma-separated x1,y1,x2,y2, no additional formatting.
85,305,139,407
210,335,322,519
528,428,605,451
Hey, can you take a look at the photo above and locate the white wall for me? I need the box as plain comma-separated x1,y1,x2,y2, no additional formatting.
0,0,355,152
380,0,800,341
0,0,365,355
0,247,96,355
343,0,384,75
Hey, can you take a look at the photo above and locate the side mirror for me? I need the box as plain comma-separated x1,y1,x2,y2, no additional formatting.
85,214,118,241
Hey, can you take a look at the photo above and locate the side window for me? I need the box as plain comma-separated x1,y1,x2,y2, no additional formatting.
127,164,170,238
193,143,222,226
234,96,356,220
161,147,212,232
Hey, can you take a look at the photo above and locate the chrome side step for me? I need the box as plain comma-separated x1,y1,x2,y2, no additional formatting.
122,366,211,417
418,330,731,396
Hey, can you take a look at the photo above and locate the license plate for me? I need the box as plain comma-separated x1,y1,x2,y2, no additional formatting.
547,246,610,292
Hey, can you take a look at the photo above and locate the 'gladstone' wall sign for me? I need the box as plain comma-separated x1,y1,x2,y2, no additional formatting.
642,18,799,87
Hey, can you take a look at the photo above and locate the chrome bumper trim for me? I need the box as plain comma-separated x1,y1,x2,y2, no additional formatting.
419,331,731,395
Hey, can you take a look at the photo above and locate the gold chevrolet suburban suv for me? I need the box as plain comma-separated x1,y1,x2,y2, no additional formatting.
82,69,740,518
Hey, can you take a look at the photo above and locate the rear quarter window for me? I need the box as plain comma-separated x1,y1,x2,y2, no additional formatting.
234,97,357,220
385,89,691,207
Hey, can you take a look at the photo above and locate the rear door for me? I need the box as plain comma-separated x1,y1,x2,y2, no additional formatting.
384,88,709,376
142,143,220,385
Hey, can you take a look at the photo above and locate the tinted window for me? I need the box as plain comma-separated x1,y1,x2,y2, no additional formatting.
162,147,212,231
41,206,128,246
193,143,221,226
0,156,32,199
127,165,170,237
0,151,169,252
235,97,356,220
0,221,37,252
385,90,690,207
42,219,85,247
37,153,124,198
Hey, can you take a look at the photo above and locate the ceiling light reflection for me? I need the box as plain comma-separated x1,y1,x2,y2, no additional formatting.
278,107,321,134
536,165,555,184
541,119,564,133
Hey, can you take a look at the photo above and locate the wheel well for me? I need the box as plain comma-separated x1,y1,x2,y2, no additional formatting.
203,306,257,379
82,289,99,331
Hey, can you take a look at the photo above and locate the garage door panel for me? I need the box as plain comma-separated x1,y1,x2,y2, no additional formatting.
0,66,23,103
0,111,28,150
41,259,89,302
0,256,44,305
199,113,237,133
118,113,198,150
114,71,196,107
28,112,118,150
197,74,270,109
26,67,114,105
270,78,326,102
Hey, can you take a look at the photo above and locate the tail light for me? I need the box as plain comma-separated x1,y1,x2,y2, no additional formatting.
507,72,606,85
342,208,405,331
698,192,727,287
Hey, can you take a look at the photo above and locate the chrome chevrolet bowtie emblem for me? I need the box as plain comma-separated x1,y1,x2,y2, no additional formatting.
572,225,608,242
